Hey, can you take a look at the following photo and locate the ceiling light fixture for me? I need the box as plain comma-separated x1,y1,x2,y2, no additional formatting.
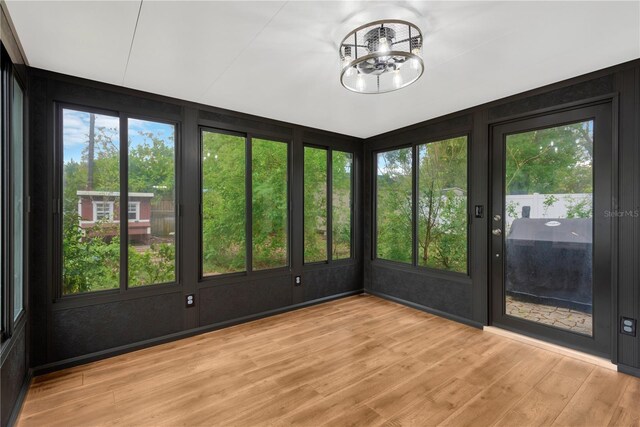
340,20,423,94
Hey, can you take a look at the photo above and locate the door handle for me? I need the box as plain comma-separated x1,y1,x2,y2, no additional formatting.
492,229,502,236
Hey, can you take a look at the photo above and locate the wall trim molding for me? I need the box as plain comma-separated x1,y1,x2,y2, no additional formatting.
31,289,364,377
618,363,640,379
6,369,32,427
364,290,483,329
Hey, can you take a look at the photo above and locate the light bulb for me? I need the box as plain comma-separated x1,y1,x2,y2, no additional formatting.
410,58,420,70
411,47,421,56
342,55,352,69
392,71,402,88
378,38,390,53
356,74,365,92
344,66,355,77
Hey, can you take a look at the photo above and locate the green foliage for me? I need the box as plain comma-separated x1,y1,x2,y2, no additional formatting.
506,122,592,195
252,139,288,270
62,118,176,293
566,197,592,219
332,151,352,259
128,243,175,286
62,213,119,294
376,148,413,263
201,132,246,274
304,147,328,263
543,194,558,215
417,137,468,273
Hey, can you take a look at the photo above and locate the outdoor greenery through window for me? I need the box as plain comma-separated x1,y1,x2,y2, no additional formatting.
63,109,121,294
304,146,328,263
376,147,412,263
201,132,289,275
201,131,246,276
417,136,468,273
332,151,352,259
62,109,177,294
127,119,176,287
376,138,469,272
252,138,288,270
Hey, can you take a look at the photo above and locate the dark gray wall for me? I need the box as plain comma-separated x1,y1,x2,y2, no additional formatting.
363,59,640,373
1,323,26,427
27,68,364,372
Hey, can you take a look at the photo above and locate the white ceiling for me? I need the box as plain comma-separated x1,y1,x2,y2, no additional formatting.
6,1,640,138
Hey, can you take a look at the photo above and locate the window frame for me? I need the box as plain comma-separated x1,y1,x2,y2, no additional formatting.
1,44,27,341
54,104,181,300
93,200,115,222
372,133,471,278
302,144,355,266
127,201,140,221
198,127,292,283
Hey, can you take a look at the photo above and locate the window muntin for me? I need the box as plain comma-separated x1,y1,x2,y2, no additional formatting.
62,108,121,295
252,138,288,270
376,147,413,264
127,119,176,287
93,201,114,221
11,77,24,320
201,130,246,276
332,151,352,260
417,136,468,273
304,146,328,263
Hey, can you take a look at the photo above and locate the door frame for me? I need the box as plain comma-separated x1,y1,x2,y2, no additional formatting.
489,102,614,358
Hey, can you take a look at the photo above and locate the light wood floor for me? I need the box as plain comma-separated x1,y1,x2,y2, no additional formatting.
17,295,640,427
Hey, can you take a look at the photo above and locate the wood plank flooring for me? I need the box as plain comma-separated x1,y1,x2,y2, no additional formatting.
16,295,640,426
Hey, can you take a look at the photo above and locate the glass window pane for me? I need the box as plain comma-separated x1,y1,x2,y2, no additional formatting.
304,146,327,263
12,78,24,318
201,130,246,276
504,121,594,336
252,138,288,270
62,109,120,295
376,148,412,263
128,119,176,287
332,151,352,260
417,136,468,273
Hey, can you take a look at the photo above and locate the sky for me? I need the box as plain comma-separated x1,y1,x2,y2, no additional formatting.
63,109,174,163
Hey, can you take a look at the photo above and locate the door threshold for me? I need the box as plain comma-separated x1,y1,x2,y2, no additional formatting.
483,326,616,371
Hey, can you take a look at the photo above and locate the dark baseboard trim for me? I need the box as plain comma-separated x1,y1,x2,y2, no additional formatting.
32,289,364,377
618,363,640,378
365,289,483,329
7,369,32,427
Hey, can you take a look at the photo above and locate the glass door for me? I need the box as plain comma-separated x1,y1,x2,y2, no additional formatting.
491,104,612,357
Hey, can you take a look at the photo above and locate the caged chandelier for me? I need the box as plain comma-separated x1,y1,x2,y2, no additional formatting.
340,20,424,94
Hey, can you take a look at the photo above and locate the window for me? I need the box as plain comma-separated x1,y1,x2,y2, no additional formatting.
417,136,468,273
303,147,354,263
11,76,24,320
252,138,288,270
93,201,114,221
375,138,469,273
127,119,176,287
376,147,412,263
201,130,246,276
62,109,121,294
61,109,177,294
332,151,352,260
127,202,139,221
200,132,289,276
304,146,328,263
